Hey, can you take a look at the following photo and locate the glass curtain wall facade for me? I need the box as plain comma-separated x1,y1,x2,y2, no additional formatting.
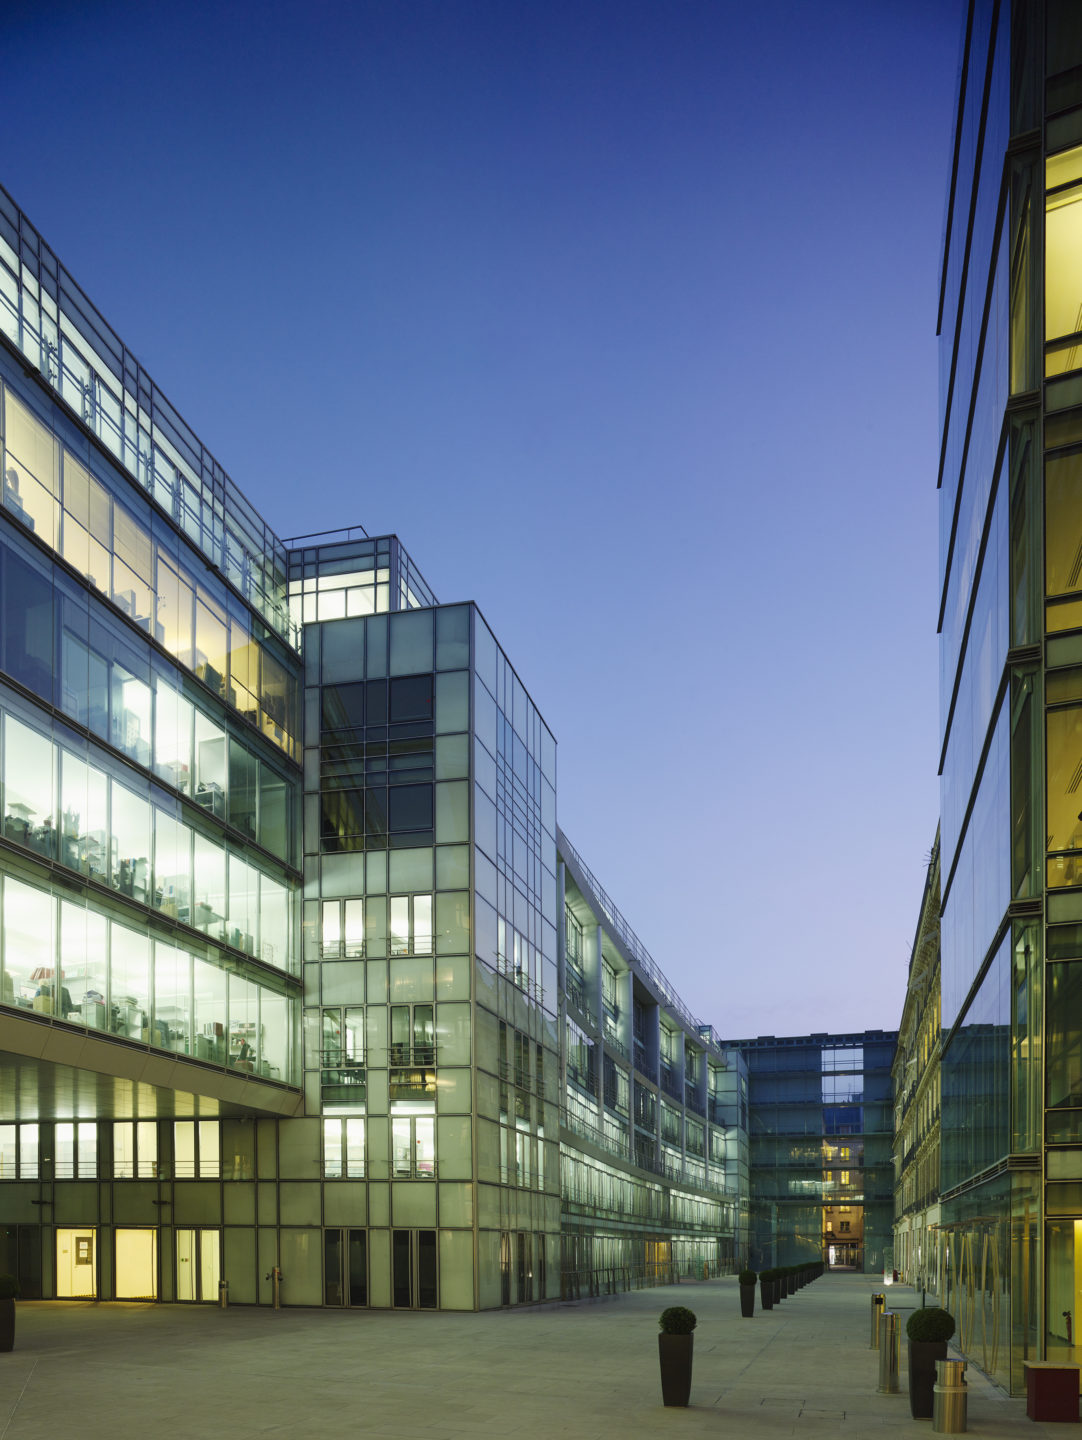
892,835,943,1298
558,839,749,1293
726,1032,897,1273
934,0,1082,1393
0,181,306,1305
0,179,753,1310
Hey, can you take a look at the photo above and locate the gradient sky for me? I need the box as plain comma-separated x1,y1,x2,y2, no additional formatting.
4,0,963,1039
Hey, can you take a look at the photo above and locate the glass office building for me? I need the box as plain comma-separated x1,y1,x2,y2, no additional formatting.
933,0,1082,1393
558,841,749,1293
892,835,942,1300
725,1032,897,1274
0,181,747,1308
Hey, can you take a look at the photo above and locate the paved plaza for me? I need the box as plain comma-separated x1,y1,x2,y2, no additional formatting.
0,1273,1069,1438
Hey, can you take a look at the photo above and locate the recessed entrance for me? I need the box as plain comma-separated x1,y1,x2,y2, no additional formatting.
56,1228,97,1297
176,1228,220,1302
324,1228,367,1306
115,1228,157,1299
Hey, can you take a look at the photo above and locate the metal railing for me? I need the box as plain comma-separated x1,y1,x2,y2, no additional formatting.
567,1061,598,1098
496,957,545,1004
391,1162,438,1180
560,1105,630,1160
389,1045,437,1067
709,1099,734,1127
559,833,717,1047
498,1058,544,1096
560,1110,736,1199
605,1029,630,1061
565,971,595,1025
320,940,366,960
685,1086,705,1115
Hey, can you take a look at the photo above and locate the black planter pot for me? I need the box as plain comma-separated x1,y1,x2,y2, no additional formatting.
740,1284,755,1318
659,1333,693,1406
0,1298,14,1353
908,1339,948,1418
760,1279,774,1310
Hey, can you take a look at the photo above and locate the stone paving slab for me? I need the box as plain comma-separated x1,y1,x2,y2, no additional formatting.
0,1273,1068,1438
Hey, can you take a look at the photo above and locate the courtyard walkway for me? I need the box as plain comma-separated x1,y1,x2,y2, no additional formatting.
0,1272,1066,1438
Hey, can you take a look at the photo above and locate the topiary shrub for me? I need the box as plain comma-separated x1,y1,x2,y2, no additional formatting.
739,1269,757,1286
659,1305,697,1334
906,1307,955,1343
0,1276,18,1300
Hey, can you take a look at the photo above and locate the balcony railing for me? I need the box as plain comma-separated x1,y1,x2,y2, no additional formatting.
560,1112,737,1201
560,1104,630,1161
391,1161,437,1180
321,940,366,960
389,1044,436,1067
709,1098,733,1127
498,1058,544,1096
496,956,544,1004
685,1085,704,1116
320,1054,367,1106
605,1028,629,1061
634,1099,657,1130
565,971,595,1025
560,833,715,1043
567,1060,598,1098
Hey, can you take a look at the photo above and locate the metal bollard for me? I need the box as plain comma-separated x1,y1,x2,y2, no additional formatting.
870,1292,886,1349
218,1278,229,1309
265,1266,282,1309
877,1311,900,1394
933,1358,967,1433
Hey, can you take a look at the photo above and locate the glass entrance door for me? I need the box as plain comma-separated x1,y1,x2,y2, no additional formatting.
56,1228,97,1297
115,1228,157,1299
0,1225,41,1298
392,1229,437,1308
176,1228,220,1301
323,1228,367,1306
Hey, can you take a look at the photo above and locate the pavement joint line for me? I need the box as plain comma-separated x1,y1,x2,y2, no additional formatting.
0,1359,38,1440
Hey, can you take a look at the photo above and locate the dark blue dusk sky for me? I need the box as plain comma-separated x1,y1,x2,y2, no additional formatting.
4,0,961,1037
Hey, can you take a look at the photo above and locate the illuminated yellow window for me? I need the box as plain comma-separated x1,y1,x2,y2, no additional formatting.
1046,145,1082,373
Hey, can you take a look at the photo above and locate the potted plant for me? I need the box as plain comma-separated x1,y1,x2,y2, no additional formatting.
0,1274,18,1352
739,1268,757,1318
906,1307,955,1418
760,1268,775,1310
658,1305,697,1406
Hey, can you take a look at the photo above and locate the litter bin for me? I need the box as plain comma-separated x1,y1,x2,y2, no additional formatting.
933,1358,967,1433
870,1292,886,1349
877,1311,900,1394
218,1279,229,1309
